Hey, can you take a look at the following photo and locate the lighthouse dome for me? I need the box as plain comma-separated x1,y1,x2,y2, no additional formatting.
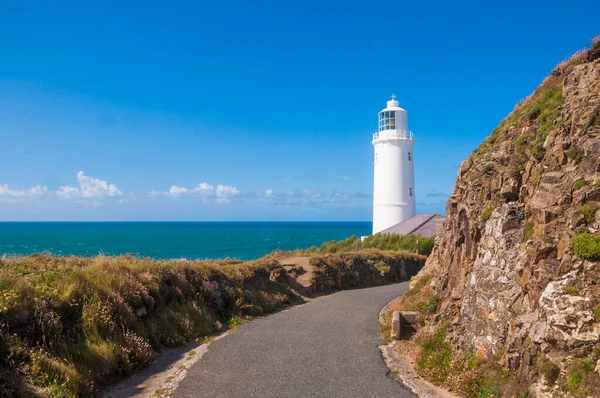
386,99,400,108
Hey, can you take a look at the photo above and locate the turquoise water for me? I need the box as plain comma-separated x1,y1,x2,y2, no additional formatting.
0,222,371,260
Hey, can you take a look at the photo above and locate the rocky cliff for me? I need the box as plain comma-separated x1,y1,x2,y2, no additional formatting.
419,38,600,396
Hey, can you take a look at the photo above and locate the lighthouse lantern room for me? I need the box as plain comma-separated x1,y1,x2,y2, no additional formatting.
372,95,416,234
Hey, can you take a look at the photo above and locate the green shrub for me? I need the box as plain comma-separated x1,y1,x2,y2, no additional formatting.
565,286,579,296
482,163,494,174
567,370,582,391
523,222,534,242
577,359,595,373
573,179,589,191
581,203,598,224
427,294,440,313
320,233,436,256
481,207,494,222
319,235,362,253
538,358,560,385
593,304,600,321
573,233,600,260
566,146,584,163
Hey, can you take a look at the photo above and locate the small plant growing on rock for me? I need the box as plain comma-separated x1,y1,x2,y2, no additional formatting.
565,286,579,296
566,145,584,163
481,207,494,222
573,179,589,191
427,294,440,313
593,304,600,321
538,358,560,386
418,322,452,384
573,232,600,260
581,203,598,224
523,222,534,242
567,370,583,392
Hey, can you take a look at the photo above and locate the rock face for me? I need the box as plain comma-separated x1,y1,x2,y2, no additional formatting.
419,40,600,395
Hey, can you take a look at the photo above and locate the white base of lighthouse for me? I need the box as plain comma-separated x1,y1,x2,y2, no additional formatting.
373,203,416,234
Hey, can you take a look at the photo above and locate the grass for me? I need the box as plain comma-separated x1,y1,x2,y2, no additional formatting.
415,324,528,398
593,304,600,321
581,203,598,224
573,232,600,260
565,359,598,396
418,322,452,384
318,232,436,256
565,286,580,296
481,207,493,222
0,249,426,396
309,249,426,291
566,145,584,163
523,222,534,242
0,255,292,396
387,275,438,316
573,179,589,191
538,358,560,386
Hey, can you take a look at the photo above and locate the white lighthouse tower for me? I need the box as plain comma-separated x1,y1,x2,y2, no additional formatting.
372,95,416,234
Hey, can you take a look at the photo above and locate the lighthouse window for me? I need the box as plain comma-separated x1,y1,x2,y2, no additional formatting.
408,152,411,161
379,111,396,132
409,188,413,197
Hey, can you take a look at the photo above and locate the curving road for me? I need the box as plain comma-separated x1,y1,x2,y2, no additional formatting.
174,283,416,398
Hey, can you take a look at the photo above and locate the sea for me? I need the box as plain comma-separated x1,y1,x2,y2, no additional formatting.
0,222,372,260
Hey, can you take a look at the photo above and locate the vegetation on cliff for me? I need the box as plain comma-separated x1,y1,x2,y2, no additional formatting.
317,232,435,256
392,36,600,397
0,248,425,397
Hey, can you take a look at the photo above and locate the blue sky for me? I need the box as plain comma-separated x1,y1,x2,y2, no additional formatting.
0,0,598,221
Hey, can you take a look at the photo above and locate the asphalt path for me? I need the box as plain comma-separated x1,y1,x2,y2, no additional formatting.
174,283,416,398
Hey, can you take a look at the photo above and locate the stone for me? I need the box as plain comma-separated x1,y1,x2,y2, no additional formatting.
411,53,600,391
390,311,401,340
399,311,420,327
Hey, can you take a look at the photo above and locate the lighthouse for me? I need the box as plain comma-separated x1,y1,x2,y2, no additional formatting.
372,95,416,234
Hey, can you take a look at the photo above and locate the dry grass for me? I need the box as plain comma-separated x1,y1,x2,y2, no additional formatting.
0,254,294,396
0,249,426,396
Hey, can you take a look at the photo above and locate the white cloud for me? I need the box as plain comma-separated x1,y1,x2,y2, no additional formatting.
57,171,122,199
301,189,322,198
0,184,48,198
192,182,215,197
169,185,189,198
150,182,239,204
215,184,240,204
56,185,80,199
0,184,48,203
216,185,239,198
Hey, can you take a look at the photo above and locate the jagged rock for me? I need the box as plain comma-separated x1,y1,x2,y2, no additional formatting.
415,45,600,395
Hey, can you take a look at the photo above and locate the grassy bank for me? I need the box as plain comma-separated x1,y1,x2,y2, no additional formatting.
315,233,436,256
0,249,424,397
